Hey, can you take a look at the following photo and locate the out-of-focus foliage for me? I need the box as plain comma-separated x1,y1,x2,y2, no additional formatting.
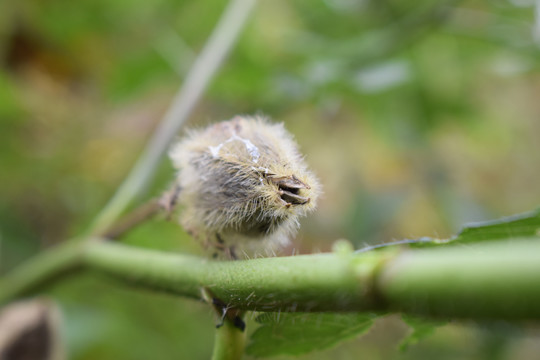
247,313,374,357
1,0,539,359
399,315,446,352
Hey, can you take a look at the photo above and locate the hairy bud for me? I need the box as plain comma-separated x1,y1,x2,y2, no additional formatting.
169,115,321,259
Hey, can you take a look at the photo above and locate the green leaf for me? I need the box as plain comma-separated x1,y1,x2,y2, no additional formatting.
399,314,445,351
402,208,540,248
451,208,540,244
246,312,375,357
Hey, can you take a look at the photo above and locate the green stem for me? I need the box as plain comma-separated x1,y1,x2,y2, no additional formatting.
77,238,540,319
211,317,247,360
3,238,540,320
0,240,87,303
82,242,382,312
377,237,540,319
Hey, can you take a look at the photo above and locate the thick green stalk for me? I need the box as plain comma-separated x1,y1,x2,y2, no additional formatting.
83,239,540,319
3,238,540,320
377,238,540,319
82,242,382,312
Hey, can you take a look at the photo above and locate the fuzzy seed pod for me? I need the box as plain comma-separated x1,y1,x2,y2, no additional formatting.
169,115,321,259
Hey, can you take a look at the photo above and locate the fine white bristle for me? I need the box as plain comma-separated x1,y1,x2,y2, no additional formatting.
169,115,321,259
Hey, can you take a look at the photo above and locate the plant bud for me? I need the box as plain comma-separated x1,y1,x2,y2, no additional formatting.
169,115,321,259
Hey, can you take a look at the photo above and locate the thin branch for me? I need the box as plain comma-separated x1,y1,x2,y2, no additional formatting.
0,241,86,303
89,0,258,236
0,196,169,303
102,198,163,240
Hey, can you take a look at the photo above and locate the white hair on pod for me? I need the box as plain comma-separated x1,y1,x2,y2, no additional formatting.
169,115,321,259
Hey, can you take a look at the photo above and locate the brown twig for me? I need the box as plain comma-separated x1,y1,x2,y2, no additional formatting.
102,185,181,240
102,198,163,240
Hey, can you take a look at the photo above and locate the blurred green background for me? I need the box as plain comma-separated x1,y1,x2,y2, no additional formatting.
1,0,540,359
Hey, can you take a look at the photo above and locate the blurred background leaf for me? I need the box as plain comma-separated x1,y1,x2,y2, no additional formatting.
400,314,446,352
1,0,540,358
